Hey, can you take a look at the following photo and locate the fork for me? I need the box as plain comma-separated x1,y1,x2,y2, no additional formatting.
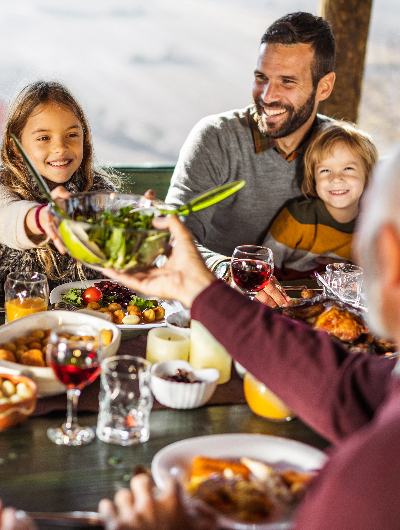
47,301,78,311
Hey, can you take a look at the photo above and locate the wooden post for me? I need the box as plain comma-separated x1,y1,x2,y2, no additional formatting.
318,0,373,123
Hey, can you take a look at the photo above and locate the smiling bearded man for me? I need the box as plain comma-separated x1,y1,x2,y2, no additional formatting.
165,12,335,307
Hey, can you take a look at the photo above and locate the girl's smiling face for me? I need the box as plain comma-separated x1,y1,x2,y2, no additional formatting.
315,142,366,223
20,102,83,186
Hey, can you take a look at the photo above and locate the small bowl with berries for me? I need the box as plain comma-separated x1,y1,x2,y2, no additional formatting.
151,360,220,409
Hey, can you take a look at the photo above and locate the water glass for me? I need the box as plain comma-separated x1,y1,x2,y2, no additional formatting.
5,272,49,322
325,263,363,305
96,355,153,446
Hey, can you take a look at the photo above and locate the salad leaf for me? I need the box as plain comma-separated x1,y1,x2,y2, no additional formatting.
72,207,170,271
62,287,84,307
128,296,155,311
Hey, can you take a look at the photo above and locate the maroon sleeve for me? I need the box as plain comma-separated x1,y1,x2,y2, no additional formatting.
191,280,395,443
293,380,400,530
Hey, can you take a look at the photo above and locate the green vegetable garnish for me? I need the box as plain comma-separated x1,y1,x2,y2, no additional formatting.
128,296,155,311
62,287,84,308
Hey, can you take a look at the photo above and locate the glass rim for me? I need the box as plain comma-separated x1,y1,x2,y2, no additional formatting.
233,245,273,256
6,272,48,283
101,354,152,374
325,263,363,274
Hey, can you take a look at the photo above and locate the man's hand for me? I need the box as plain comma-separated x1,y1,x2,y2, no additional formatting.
98,474,216,530
102,216,216,309
255,276,291,308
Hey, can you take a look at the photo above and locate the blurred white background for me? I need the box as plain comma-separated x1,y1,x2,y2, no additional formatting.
0,0,398,165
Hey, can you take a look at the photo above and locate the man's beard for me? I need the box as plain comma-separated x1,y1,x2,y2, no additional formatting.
254,88,317,139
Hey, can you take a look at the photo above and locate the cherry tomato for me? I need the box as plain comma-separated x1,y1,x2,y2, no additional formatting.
83,286,103,306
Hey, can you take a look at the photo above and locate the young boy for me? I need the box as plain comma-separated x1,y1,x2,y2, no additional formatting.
262,121,378,280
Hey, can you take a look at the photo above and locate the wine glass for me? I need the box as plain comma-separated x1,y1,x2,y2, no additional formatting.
231,245,274,300
46,325,102,446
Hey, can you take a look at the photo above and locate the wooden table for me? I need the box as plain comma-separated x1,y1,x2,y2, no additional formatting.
0,404,329,529
0,280,329,528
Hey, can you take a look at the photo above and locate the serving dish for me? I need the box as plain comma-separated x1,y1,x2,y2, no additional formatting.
0,311,121,397
0,373,37,430
50,192,173,272
152,433,327,530
151,360,219,409
165,309,191,336
50,280,184,330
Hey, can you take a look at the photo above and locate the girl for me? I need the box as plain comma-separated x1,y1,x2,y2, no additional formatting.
0,81,118,290
262,120,378,280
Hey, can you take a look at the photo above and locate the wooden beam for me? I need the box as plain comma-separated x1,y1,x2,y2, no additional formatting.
318,0,373,123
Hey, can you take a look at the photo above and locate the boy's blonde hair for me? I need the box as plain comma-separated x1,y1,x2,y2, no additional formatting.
1,80,95,200
302,120,378,198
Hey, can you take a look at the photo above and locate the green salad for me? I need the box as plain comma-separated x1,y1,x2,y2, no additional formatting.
59,206,170,271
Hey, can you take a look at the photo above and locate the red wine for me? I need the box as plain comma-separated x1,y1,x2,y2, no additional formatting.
52,362,100,390
231,259,272,291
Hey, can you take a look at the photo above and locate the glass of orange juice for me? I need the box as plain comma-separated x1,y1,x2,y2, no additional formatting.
243,372,295,421
5,272,49,322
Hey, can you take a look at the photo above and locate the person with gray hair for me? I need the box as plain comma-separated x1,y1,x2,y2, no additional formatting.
4,148,400,529
95,144,400,530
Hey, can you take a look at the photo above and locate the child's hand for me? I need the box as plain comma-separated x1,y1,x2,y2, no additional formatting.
255,276,291,308
40,186,70,254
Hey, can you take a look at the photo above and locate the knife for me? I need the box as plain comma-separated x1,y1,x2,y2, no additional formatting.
19,510,103,527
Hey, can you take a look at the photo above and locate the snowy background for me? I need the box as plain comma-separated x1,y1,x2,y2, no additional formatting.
0,0,398,165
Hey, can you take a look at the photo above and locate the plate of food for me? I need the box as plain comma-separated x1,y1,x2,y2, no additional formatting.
151,433,328,530
50,280,184,330
278,290,397,357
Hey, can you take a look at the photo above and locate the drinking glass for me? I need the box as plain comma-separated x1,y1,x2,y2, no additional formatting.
325,263,363,306
231,245,274,300
46,325,102,446
4,272,49,322
244,372,295,421
96,356,153,445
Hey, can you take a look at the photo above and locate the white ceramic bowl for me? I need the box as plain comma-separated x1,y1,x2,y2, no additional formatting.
151,360,219,409
165,309,191,336
0,311,121,397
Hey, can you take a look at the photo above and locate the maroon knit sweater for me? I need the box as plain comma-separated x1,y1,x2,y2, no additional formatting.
191,280,399,530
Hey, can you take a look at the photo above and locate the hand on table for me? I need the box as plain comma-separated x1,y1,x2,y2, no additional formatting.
99,474,216,530
102,216,216,309
255,275,291,308
0,503,36,530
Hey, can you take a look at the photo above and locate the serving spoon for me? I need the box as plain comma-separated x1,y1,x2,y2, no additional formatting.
11,133,246,217
11,133,68,217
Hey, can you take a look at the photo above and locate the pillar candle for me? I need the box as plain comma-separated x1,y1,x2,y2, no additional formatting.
146,327,190,365
189,320,231,384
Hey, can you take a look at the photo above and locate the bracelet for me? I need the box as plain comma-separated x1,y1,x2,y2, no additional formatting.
35,203,48,234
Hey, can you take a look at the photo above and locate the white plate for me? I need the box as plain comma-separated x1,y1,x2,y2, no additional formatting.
151,433,328,530
50,280,184,330
0,310,121,397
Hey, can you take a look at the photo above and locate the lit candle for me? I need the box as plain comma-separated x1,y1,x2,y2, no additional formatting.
189,320,231,384
146,327,190,365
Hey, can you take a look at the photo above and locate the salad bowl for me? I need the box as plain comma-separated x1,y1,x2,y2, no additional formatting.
50,192,174,272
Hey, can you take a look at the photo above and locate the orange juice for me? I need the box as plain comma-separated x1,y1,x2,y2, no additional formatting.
243,372,294,421
6,297,48,322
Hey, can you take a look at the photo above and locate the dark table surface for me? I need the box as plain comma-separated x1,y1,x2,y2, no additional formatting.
0,279,329,528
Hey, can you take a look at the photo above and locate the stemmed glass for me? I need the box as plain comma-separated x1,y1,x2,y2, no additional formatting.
46,325,102,446
231,245,274,300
